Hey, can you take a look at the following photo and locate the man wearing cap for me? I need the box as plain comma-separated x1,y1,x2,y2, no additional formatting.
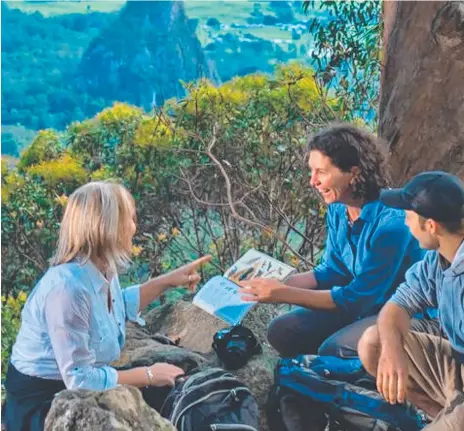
358,171,464,429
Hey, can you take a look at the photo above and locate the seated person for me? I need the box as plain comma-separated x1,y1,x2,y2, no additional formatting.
358,171,464,430
239,124,425,357
3,181,211,431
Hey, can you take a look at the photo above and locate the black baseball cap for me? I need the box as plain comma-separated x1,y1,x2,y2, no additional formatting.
380,171,464,222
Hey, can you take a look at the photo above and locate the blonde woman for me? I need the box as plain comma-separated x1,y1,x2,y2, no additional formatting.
3,181,211,431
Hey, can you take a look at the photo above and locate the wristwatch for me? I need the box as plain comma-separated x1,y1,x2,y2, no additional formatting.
145,366,154,386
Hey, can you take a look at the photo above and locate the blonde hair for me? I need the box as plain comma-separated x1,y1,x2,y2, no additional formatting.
50,181,135,273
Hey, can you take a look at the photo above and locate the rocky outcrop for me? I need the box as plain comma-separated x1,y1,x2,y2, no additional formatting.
111,322,208,372
77,1,217,109
46,300,289,430
45,385,176,431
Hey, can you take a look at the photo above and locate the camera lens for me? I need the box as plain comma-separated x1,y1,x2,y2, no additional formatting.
212,325,261,370
227,338,247,354
224,339,248,369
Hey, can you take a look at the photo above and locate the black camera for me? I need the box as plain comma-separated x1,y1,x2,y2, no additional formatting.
212,325,262,370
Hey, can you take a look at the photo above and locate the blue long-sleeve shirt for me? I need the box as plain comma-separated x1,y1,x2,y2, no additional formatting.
313,200,425,318
10,259,143,390
389,241,464,363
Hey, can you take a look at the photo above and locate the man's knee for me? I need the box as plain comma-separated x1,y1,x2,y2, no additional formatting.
317,336,341,357
267,314,296,356
267,311,315,357
267,309,348,357
358,325,381,376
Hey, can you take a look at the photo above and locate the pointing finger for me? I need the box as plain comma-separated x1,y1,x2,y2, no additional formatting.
187,255,212,269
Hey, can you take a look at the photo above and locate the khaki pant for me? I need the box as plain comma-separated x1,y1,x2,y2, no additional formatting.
403,330,464,430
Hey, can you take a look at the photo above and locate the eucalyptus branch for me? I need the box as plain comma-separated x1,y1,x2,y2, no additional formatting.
198,127,315,266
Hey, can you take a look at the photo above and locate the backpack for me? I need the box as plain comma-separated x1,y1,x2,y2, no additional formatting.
268,355,430,431
160,367,260,431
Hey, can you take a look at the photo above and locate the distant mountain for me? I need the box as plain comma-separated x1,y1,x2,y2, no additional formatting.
2,1,314,153
77,1,217,109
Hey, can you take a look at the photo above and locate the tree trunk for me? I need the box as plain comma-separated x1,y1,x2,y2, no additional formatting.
380,1,464,185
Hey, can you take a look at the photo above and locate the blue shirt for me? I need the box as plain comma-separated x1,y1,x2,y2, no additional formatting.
313,200,425,318
389,241,464,362
10,260,142,390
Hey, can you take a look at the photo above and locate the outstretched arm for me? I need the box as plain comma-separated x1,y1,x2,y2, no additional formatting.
239,279,337,310
138,255,212,311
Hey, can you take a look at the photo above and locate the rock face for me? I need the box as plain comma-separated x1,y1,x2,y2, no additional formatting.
46,300,289,430
77,1,217,109
45,385,176,431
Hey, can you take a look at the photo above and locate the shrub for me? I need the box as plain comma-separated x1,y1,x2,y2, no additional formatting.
1,291,28,396
18,129,63,170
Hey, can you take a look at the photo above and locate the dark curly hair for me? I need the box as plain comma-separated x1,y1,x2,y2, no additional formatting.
306,123,391,202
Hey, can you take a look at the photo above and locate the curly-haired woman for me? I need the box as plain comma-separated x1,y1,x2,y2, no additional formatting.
3,181,211,431
239,124,436,358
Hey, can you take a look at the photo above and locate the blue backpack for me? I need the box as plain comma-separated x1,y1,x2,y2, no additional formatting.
267,355,430,431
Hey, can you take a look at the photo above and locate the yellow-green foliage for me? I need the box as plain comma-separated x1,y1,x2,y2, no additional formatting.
178,64,333,120
229,73,270,92
67,118,103,163
97,102,143,124
18,129,62,170
27,153,87,186
1,158,9,181
67,117,99,138
90,165,116,181
216,82,249,105
182,79,221,115
69,103,143,142
273,63,327,111
68,103,146,168
2,170,25,204
2,291,28,388
181,78,250,116
133,117,173,149
96,102,144,133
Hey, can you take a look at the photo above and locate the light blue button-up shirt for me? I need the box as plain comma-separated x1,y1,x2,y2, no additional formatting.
389,241,464,363
10,260,141,390
313,200,425,318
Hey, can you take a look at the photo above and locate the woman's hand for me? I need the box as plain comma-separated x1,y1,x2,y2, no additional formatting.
165,255,212,292
238,278,286,303
148,363,185,387
139,255,212,311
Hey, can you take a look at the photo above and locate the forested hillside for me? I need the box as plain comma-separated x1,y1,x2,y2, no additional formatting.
2,1,316,154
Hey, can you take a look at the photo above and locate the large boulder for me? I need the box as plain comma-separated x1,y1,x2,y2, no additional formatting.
111,322,208,372
46,300,289,430
144,300,228,355
45,385,176,431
